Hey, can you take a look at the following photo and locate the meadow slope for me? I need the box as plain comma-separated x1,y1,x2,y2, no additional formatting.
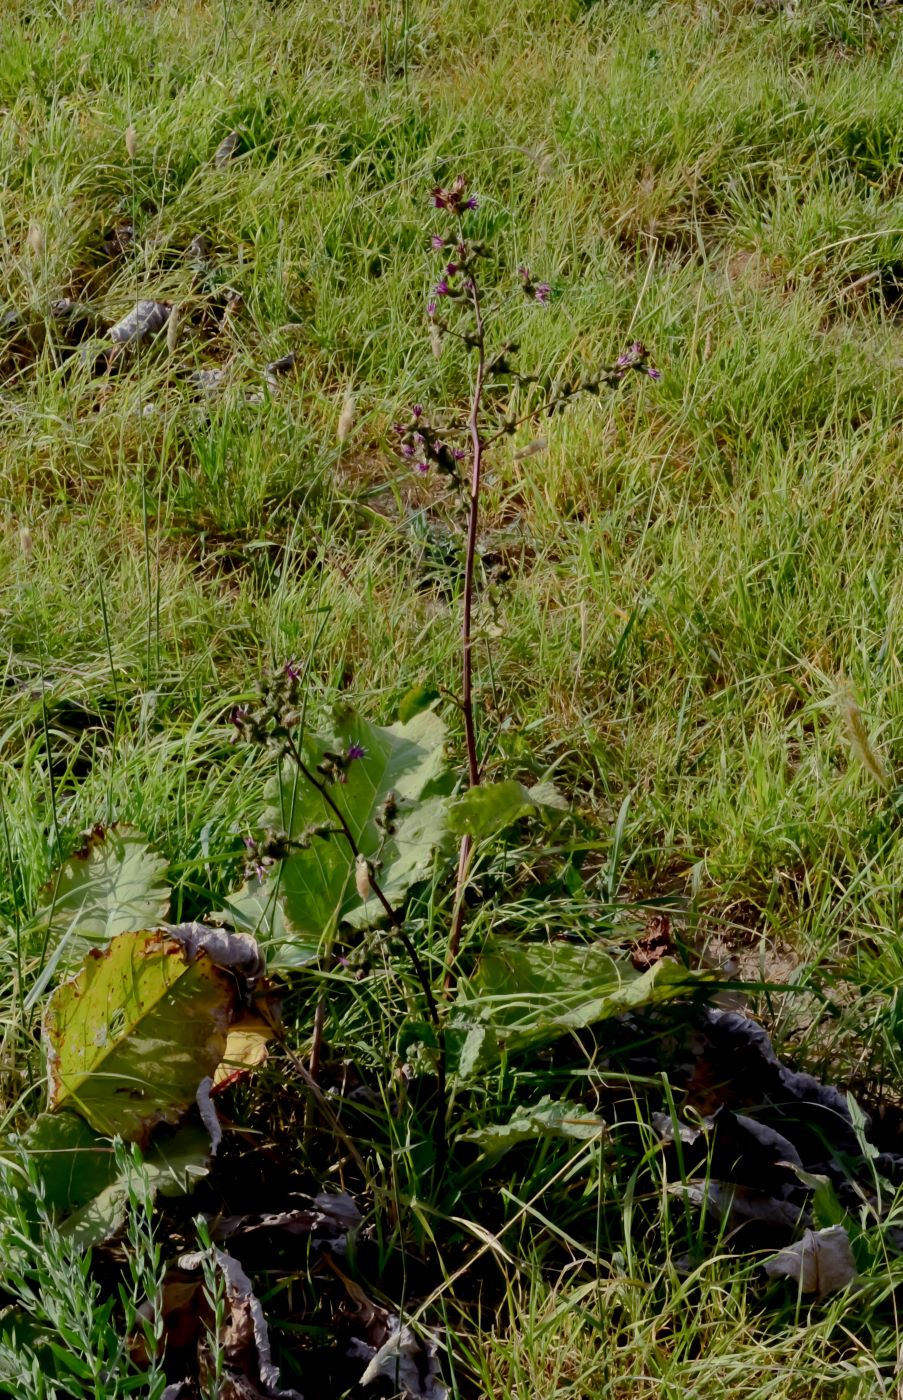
2,0,903,1394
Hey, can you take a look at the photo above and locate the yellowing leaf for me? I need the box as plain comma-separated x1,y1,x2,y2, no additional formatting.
213,1013,274,1087
44,929,238,1143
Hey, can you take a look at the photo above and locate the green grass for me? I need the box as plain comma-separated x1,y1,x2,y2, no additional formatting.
2,0,903,1393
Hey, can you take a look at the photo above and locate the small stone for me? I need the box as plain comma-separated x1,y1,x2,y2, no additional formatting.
188,368,227,394
187,234,210,269
265,350,297,378
103,220,134,258
109,300,171,344
214,129,241,168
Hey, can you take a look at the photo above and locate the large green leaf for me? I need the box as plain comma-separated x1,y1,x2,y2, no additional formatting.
33,826,169,968
213,875,319,970
461,1096,605,1157
44,929,237,1142
14,1112,210,1248
227,709,452,967
448,780,567,841
448,938,714,1077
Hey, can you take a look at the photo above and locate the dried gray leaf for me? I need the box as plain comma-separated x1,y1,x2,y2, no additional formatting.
674,1180,806,1232
734,1113,803,1168
652,1111,713,1146
110,300,171,344
176,1247,303,1399
312,1190,362,1230
214,129,241,168
764,1225,856,1297
704,1010,856,1145
195,1076,222,1157
165,922,264,979
357,1319,447,1400
211,1191,361,1248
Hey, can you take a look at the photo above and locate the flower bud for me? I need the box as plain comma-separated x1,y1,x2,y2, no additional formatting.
514,438,548,461
354,854,372,901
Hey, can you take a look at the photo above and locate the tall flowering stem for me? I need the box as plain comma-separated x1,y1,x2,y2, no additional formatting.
406,178,661,998
461,272,485,790
447,255,487,992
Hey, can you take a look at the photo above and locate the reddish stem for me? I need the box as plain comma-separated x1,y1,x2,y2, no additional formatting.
445,267,485,994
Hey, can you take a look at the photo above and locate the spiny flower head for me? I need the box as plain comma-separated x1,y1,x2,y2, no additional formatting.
518,265,551,305
431,174,478,214
615,340,661,380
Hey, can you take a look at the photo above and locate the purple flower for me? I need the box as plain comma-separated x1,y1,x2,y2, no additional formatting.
430,175,477,214
615,340,655,376
415,461,431,475
346,742,367,762
244,835,256,852
435,279,450,297
427,300,437,318
647,366,662,381
445,262,459,276
401,442,415,457
412,404,423,417
284,659,302,680
519,266,550,304
431,235,445,250
452,448,466,460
